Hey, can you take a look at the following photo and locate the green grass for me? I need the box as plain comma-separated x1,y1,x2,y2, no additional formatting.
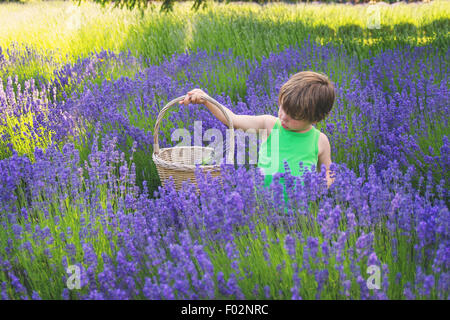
1,1,448,84
0,110,54,161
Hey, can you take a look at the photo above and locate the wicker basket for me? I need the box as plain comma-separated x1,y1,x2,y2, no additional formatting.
152,95,235,193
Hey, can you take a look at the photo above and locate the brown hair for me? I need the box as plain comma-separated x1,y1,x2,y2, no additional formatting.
278,71,335,123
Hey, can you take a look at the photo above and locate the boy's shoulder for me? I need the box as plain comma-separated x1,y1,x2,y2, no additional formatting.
263,115,278,135
265,115,278,127
318,130,329,140
318,131,331,156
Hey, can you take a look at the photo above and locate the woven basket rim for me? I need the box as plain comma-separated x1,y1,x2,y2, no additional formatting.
159,145,215,152
152,148,222,172
152,95,234,174
153,95,235,160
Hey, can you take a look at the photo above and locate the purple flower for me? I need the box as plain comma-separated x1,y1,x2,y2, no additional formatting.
368,252,379,266
264,285,271,299
403,283,415,300
284,235,296,259
307,237,319,262
217,272,230,296
31,291,41,300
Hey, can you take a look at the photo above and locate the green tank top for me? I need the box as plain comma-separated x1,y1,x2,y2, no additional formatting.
257,118,320,204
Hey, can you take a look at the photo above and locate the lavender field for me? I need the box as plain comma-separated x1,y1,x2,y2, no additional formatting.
0,1,449,300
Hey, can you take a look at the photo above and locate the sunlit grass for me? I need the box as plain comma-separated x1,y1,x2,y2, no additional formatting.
1,0,448,84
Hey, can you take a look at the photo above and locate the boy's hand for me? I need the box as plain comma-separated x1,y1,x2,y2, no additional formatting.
179,88,209,106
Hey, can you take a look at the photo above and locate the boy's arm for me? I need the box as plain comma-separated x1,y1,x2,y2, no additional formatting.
203,100,273,131
317,133,335,188
180,89,274,131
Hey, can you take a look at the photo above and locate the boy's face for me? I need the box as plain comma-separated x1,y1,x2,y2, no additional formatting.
278,105,316,132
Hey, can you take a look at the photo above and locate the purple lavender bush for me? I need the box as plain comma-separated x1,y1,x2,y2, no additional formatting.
0,136,448,299
0,37,448,299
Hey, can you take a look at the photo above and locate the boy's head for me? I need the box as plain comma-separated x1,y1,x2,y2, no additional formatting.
278,71,335,125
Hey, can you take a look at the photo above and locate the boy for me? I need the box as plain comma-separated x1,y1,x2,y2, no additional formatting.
179,71,335,200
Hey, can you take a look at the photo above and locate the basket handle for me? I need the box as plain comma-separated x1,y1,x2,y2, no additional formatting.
153,95,235,164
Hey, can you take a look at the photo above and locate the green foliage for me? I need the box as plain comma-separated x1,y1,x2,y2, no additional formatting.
83,0,207,12
0,111,54,162
80,0,428,13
